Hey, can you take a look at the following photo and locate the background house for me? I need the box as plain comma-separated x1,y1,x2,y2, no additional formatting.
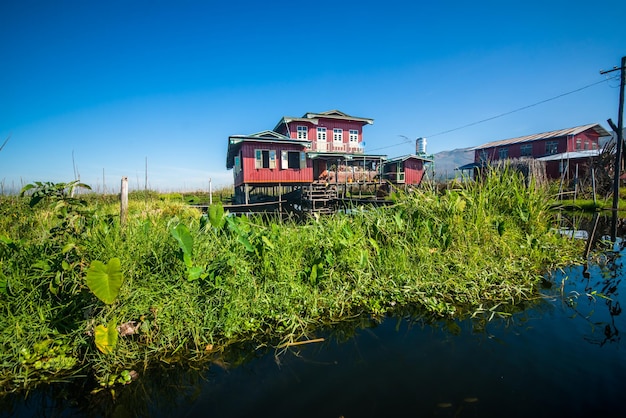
458,123,610,179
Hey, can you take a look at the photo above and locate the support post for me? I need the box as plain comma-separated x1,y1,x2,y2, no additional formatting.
120,176,128,227
209,177,213,205
601,56,625,242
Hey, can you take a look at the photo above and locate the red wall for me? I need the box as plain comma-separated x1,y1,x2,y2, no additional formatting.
235,142,313,187
286,119,364,146
404,159,425,184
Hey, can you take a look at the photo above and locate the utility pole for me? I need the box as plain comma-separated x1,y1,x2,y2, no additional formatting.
601,56,625,241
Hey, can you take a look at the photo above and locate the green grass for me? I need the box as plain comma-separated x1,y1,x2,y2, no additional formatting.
0,168,584,395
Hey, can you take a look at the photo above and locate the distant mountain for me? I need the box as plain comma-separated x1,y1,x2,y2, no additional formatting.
430,147,474,180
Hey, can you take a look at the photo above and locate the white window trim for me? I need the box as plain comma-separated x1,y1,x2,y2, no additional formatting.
317,127,327,141
333,128,343,143
349,129,358,143
297,126,308,140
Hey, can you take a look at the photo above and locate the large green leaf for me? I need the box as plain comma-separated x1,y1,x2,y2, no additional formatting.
170,224,194,258
86,258,124,304
208,204,225,228
94,320,118,354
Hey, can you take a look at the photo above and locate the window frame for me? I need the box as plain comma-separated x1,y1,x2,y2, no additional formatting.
349,129,358,143
546,141,558,155
520,144,532,157
296,126,308,140
333,128,343,143
317,127,327,141
281,150,307,170
254,149,276,169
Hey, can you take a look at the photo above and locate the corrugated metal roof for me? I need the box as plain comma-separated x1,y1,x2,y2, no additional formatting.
472,123,611,150
535,149,601,161
385,154,434,163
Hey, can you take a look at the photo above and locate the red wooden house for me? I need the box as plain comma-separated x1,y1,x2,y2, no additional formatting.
226,110,431,205
382,155,432,185
459,123,610,179
226,130,312,204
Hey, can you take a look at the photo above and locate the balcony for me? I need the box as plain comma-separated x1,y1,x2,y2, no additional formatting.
311,141,364,154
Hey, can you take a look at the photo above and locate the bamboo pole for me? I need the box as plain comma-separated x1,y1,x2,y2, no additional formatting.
120,177,128,226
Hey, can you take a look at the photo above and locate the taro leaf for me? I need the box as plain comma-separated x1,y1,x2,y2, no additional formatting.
208,204,225,229
94,320,118,354
86,258,124,304
188,266,206,281
238,234,254,252
170,224,194,259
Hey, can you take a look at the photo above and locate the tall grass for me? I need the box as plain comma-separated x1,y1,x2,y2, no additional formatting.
0,168,583,394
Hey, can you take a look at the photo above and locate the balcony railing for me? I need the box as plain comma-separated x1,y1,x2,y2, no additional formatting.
311,141,364,154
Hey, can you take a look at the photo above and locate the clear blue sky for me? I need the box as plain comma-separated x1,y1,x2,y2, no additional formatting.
1,0,624,192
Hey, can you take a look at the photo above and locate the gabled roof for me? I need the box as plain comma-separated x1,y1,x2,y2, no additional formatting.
274,109,374,131
473,123,610,150
385,154,433,163
231,130,291,141
226,131,310,169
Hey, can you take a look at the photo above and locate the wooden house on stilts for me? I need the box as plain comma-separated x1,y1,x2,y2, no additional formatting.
226,110,432,213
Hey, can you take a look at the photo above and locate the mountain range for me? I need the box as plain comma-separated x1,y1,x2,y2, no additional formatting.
430,147,474,180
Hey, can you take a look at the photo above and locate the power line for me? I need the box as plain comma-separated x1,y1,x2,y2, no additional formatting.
368,75,619,152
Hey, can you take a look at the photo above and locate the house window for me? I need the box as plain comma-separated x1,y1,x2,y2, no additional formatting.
575,138,582,150
592,142,598,150
584,141,590,150
281,151,306,169
297,126,307,140
349,130,358,143
498,147,508,159
546,141,558,155
333,128,343,143
479,150,488,162
254,149,276,169
234,155,241,175
520,144,532,157
317,127,327,141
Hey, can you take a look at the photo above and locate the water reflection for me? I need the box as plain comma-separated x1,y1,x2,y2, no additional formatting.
3,217,626,418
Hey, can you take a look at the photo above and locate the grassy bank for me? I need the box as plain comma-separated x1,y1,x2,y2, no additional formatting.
0,169,584,395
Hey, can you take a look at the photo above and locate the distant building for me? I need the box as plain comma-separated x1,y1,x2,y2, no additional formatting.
457,123,610,179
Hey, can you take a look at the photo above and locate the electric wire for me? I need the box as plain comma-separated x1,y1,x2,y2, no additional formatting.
368,75,620,152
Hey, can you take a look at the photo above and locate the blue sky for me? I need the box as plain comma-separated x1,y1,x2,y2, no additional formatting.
1,0,624,192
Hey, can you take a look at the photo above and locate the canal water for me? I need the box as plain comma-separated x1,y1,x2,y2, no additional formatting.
3,229,626,417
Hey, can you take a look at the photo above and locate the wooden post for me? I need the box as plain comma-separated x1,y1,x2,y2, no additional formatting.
209,177,213,205
602,56,625,242
278,183,282,213
574,164,579,201
120,176,128,226
592,168,597,206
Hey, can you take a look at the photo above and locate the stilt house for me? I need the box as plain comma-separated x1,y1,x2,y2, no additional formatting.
226,110,431,206
458,123,610,179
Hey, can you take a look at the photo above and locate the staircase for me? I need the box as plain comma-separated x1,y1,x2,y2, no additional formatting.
302,183,338,214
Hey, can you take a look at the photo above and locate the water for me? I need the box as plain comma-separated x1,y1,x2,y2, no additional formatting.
3,239,626,417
